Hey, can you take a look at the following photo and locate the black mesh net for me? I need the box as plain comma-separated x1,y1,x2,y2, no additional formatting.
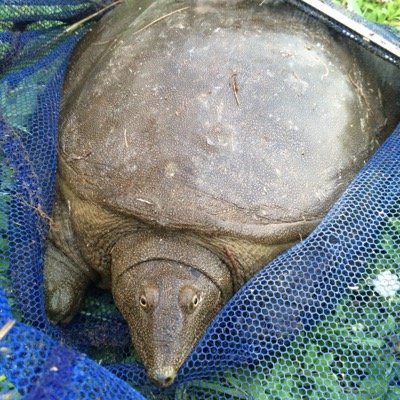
0,0,399,399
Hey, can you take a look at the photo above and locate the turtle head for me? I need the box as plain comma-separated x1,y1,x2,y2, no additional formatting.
111,232,233,387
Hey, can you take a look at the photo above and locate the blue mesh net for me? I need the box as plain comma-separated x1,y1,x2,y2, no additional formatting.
1,0,399,399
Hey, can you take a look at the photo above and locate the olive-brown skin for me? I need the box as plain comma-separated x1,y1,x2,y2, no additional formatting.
44,0,391,387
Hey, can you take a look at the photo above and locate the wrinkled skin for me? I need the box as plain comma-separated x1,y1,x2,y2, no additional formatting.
44,0,399,387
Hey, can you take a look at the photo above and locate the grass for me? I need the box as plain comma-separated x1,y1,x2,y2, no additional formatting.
181,285,400,399
0,374,21,399
335,0,400,28
174,215,400,399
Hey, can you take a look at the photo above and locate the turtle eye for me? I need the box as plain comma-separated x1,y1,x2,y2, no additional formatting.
138,285,159,312
139,295,147,309
192,294,200,308
180,286,201,314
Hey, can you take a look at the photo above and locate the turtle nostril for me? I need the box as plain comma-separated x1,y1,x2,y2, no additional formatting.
163,376,174,386
151,367,177,387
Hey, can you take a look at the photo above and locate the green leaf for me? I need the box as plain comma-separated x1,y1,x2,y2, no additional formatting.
387,384,400,400
359,378,389,398
347,0,362,15
351,337,385,348
264,379,299,400
0,53,64,134
380,234,399,258
376,314,397,336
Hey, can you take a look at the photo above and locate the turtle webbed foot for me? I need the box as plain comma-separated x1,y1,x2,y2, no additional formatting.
44,242,90,325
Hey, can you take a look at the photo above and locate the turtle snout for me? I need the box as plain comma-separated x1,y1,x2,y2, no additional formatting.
149,366,177,387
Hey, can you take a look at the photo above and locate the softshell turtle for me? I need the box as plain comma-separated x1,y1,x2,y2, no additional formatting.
44,0,390,387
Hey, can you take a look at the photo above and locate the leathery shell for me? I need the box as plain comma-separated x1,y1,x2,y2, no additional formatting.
59,0,385,243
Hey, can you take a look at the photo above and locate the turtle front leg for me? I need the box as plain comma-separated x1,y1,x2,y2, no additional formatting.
44,242,90,324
